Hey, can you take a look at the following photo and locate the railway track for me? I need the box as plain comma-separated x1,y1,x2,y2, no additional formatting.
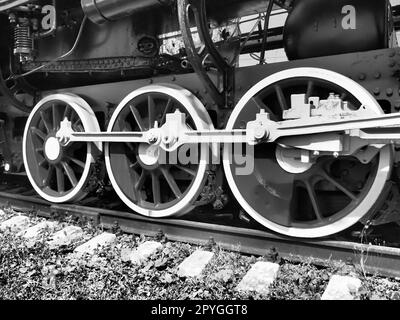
1,179,400,280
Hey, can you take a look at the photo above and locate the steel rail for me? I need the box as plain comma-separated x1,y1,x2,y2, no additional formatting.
0,190,399,278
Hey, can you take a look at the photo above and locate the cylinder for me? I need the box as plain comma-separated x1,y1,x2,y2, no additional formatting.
81,0,167,24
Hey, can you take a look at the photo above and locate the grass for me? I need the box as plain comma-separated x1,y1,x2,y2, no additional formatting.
1,209,400,300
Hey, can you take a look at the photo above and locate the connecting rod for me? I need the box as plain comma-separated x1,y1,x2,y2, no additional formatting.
56,109,400,152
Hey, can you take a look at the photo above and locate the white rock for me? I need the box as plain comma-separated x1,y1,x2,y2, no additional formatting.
0,209,6,216
0,215,30,233
371,294,387,300
128,241,163,265
236,261,280,295
74,232,117,256
47,226,83,248
20,221,57,239
177,250,214,278
321,275,362,300
213,269,234,283
121,248,133,262
380,278,393,287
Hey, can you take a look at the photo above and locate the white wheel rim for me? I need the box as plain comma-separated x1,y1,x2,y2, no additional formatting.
223,67,393,238
105,84,214,218
23,93,100,203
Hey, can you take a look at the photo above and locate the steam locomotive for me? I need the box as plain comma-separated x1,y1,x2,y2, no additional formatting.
0,0,399,238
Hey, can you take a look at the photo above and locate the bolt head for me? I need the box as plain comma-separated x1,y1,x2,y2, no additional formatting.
148,132,158,144
373,87,381,96
374,72,381,79
254,126,266,140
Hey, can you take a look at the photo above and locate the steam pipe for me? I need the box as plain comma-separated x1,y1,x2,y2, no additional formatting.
81,0,172,24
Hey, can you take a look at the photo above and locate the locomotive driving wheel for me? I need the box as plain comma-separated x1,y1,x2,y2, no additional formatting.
23,94,101,203
224,68,393,238
105,84,213,218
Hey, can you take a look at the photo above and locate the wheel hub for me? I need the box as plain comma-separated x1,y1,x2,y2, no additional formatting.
275,145,313,174
137,143,160,167
44,136,62,161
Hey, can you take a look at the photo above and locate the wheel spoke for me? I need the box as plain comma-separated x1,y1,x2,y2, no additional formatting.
321,171,358,201
31,128,46,141
174,164,196,177
43,165,54,187
161,168,182,199
306,80,314,101
40,111,52,133
62,161,78,188
124,142,135,153
160,98,173,124
151,172,161,205
67,156,86,169
123,119,135,132
52,104,61,130
56,166,65,193
130,161,140,170
38,158,47,168
117,117,128,132
63,105,72,121
130,105,146,131
148,95,156,128
9,84,18,95
109,143,141,203
65,140,83,153
72,119,83,132
305,181,324,221
250,96,267,111
71,110,80,123
274,85,287,111
135,171,146,190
